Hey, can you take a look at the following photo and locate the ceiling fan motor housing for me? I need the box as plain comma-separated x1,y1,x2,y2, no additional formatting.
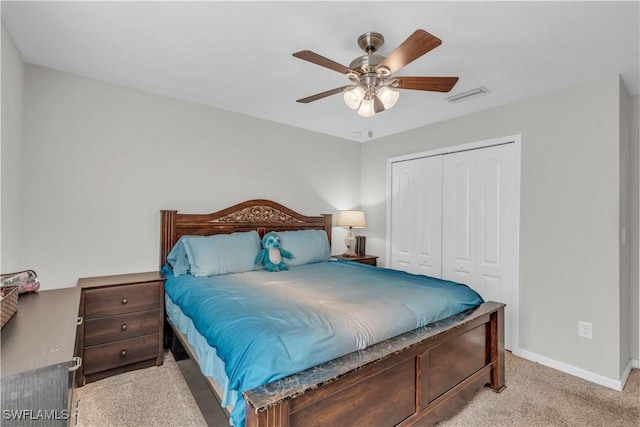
349,53,385,73
349,51,394,98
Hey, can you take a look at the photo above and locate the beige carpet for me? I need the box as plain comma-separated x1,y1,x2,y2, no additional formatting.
76,351,207,427
439,353,639,427
77,351,639,427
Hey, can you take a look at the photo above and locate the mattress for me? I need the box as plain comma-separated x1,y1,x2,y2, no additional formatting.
165,294,238,409
164,259,483,427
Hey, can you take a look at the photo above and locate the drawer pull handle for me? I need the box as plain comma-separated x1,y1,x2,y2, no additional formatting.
121,350,127,357
121,298,128,305
121,324,127,331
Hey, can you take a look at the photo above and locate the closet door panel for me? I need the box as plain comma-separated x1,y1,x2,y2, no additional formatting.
442,151,475,285
390,166,414,271
390,156,442,276
415,157,443,276
475,154,502,300
475,144,516,349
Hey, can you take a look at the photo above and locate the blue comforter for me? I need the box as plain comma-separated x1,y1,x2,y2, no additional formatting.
163,260,483,427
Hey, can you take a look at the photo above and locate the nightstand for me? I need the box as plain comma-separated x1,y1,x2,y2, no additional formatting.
76,271,165,385
334,254,379,266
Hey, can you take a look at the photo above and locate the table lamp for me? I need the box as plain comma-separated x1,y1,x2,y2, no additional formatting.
336,210,366,257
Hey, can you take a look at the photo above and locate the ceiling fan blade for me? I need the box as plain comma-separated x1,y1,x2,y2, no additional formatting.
293,50,354,75
378,30,442,74
394,76,459,92
296,86,351,103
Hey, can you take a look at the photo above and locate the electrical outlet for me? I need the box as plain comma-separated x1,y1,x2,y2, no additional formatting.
578,321,592,339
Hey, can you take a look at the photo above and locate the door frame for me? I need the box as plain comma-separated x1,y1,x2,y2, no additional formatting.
386,134,522,353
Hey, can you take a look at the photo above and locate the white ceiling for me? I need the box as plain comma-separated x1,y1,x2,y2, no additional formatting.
2,1,639,142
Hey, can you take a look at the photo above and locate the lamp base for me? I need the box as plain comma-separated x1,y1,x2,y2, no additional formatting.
344,229,357,258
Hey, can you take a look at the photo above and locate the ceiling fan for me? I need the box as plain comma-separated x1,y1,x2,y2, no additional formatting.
293,29,459,117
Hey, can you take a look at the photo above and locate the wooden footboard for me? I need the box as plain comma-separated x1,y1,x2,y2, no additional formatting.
244,301,505,427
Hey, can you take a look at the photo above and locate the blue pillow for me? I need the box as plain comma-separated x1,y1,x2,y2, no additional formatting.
183,231,262,277
279,230,331,266
166,236,199,276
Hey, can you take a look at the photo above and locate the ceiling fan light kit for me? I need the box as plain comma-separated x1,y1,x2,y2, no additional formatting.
293,29,459,117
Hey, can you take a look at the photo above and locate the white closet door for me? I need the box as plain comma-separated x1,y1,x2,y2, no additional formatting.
474,144,516,350
442,144,516,349
442,151,475,285
390,156,443,276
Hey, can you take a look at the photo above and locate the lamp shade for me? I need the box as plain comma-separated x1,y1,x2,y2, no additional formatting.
344,87,365,109
357,98,376,117
377,86,400,109
336,210,366,228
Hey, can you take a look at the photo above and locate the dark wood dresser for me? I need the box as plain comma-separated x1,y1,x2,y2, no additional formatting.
1,287,82,427
76,271,165,385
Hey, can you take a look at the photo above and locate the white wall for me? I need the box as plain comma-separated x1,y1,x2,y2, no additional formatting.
20,65,361,289
361,77,628,383
631,94,640,364
1,20,25,273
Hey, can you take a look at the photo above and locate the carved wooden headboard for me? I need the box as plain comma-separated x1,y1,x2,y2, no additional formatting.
160,199,332,267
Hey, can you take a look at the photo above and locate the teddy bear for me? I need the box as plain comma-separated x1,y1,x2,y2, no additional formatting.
255,231,294,272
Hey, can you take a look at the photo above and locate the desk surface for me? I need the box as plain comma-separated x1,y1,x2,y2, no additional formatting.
1,287,81,377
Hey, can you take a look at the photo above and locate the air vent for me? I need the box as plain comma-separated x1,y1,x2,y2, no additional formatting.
447,87,489,102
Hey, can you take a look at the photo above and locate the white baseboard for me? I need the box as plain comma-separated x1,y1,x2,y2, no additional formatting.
619,359,635,389
513,349,633,391
632,358,639,369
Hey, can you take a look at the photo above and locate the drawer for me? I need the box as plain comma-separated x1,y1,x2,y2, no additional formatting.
84,309,159,346
83,334,159,375
84,282,161,318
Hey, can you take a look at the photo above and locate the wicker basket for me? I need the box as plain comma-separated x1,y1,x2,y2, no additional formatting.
1,286,18,328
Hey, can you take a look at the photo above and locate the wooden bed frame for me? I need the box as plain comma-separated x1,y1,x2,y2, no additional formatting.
160,199,505,427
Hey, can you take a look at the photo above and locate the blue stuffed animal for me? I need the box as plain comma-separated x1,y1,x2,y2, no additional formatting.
255,231,294,272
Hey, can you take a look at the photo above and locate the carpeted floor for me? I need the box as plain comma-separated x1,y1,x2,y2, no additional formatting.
439,353,639,427
77,351,639,427
76,351,207,427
